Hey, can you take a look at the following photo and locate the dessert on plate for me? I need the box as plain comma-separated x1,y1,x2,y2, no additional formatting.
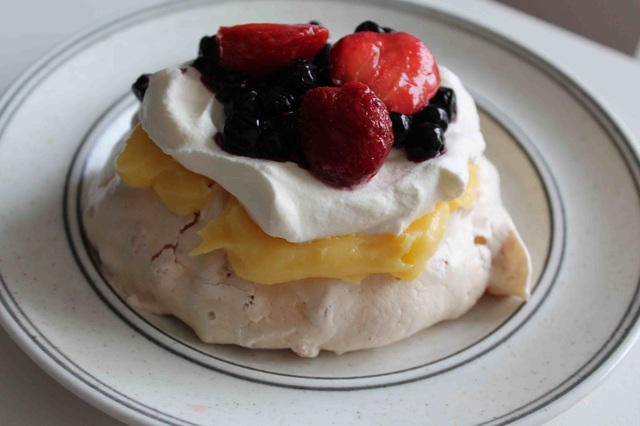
84,21,531,357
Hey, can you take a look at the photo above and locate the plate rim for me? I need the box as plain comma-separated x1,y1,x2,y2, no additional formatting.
0,0,639,425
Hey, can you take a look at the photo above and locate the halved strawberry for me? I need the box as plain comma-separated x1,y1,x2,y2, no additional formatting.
329,31,440,115
216,23,329,77
298,83,394,188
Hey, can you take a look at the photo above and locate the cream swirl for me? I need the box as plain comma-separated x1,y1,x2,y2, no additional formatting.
139,66,485,242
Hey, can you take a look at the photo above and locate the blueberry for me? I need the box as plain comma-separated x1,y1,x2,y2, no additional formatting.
220,113,297,161
311,44,333,87
308,20,322,26
256,128,288,160
198,35,219,62
389,112,412,147
412,105,449,131
405,124,445,162
312,44,332,69
430,87,457,122
228,89,260,116
354,21,386,33
382,26,395,33
221,114,262,156
257,86,296,115
131,74,151,102
193,37,221,77
277,59,318,94
205,68,250,102
257,117,297,161
193,56,218,78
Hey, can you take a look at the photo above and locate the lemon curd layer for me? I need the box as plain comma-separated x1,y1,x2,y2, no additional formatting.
116,126,477,285
116,125,215,215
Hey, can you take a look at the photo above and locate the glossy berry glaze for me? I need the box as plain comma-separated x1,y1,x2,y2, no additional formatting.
132,21,458,187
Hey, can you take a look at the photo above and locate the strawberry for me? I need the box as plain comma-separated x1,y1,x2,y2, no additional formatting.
216,23,329,77
298,83,394,188
329,31,440,115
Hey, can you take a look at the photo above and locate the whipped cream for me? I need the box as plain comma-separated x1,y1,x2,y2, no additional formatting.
139,66,485,242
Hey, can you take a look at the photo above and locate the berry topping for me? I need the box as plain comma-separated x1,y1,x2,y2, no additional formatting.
329,31,440,115
190,22,452,182
413,105,449,131
218,113,297,162
193,36,221,77
354,20,395,33
216,23,329,77
218,83,299,158
298,83,394,188
405,123,445,162
431,87,457,121
257,86,296,114
312,43,331,68
228,89,260,117
389,112,412,147
198,35,220,62
276,59,319,94
221,114,262,155
311,43,333,86
132,74,151,101
199,66,252,102
387,87,457,161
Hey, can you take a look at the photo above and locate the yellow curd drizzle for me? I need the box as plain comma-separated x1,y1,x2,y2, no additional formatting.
116,126,478,285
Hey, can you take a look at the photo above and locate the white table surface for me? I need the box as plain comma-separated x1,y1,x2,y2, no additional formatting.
1,0,639,424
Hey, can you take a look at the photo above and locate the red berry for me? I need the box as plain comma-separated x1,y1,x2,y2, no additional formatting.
329,31,440,115
216,23,329,77
298,83,394,188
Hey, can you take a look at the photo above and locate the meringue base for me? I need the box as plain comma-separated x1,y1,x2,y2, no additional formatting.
83,155,530,357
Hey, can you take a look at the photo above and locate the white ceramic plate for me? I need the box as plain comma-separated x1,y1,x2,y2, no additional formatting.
1,1,639,424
